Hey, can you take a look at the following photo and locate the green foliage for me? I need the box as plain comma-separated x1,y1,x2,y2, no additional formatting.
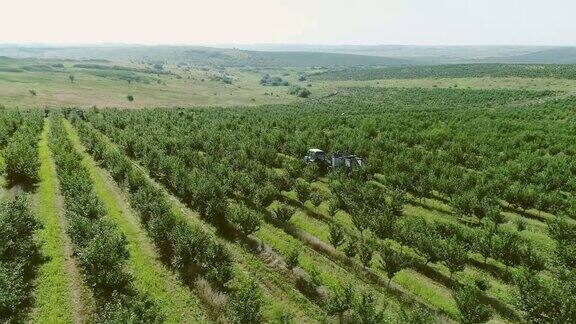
97,293,164,323
442,238,467,278
453,285,492,324
227,280,264,324
358,239,374,267
294,179,311,203
288,85,311,98
71,86,576,322
515,268,576,323
399,304,435,324
548,216,576,268
379,244,409,287
327,283,355,317
260,74,289,86
0,195,41,322
310,190,323,207
344,240,357,258
273,204,295,223
350,291,386,324
227,203,262,236
313,63,576,81
72,117,234,290
328,223,345,249
4,113,43,184
286,248,299,270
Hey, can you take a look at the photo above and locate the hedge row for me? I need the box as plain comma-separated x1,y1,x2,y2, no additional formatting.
4,111,43,185
0,196,41,322
49,116,162,322
72,117,233,289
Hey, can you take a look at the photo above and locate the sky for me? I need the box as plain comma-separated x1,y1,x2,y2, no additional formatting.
1,0,575,46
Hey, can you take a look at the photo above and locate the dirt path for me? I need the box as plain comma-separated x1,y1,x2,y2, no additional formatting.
30,118,95,323
64,119,208,323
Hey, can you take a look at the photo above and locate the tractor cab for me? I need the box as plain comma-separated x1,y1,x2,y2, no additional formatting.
304,149,327,164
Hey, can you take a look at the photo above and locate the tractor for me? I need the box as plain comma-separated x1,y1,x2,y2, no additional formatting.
304,148,364,170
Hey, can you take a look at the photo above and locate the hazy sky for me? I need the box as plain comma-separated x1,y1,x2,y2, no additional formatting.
2,0,575,45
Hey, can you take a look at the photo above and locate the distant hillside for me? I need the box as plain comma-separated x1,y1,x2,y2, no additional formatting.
488,47,576,64
311,63,576,81
0,45,413,67
223,44,551,64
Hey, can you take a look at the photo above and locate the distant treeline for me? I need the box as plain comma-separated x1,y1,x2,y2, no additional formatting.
0,63,64,73
73,63,172,75
312,64,576,81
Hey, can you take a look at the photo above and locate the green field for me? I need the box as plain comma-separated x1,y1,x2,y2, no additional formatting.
1,48,575,323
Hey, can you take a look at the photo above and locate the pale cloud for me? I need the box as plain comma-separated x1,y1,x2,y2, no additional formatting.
1,0,574,45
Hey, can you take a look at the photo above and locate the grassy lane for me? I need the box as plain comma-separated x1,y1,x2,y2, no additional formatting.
30,118,93,323
63,120,208,323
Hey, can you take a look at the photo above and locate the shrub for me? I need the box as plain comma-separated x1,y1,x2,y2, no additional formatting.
441,238,467,279
0,195,41,321
327,200,339,218
379,245,409,287
294,179,311,203
453,285,492,324
474,276,490,292
227,280,264,324
227,203,261,236
78,219,132,298
288,86,311,98
273,204,295,223
350,291,386,324
286,248,300,270
127,95,134,102
308,266,322,287
358,240,374,267
328,223,345,249
399,304,434,324
344,241,357,258
327,283,355,317
97,293,164,323
310,190,323,207
4,116,43,184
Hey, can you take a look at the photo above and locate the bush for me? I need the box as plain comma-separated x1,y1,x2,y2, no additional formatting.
227,280,264,324
328,223,345,249
453,285,492,324
310,191,323,207
77,219,132,298
97,293,164,323
344,241,357,258
4,115,43,184
358,240,374,267
327,283,355,317
288,86,311,98
474,276,490,292
127,95,134,102
227,203,261,236
0,195,41,321
379,244,409,287
350,291,386,324
273,204,295,223
294,179,311,203
286,248,299,270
